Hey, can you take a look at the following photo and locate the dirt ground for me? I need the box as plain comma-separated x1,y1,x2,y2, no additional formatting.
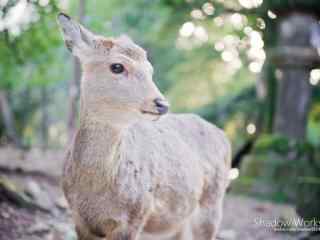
0,147,315,240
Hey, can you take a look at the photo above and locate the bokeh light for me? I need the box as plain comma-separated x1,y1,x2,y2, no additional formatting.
179,21,195,37
239,0,263,9
202,2,215,16
246,123,257,135
310,69,320,85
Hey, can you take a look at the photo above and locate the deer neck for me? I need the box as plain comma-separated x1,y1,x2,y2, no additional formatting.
78,104,127,183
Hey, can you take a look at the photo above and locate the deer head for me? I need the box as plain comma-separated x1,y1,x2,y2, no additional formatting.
57,13,169,128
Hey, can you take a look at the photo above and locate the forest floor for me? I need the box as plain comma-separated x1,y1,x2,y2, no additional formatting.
0,147,315,240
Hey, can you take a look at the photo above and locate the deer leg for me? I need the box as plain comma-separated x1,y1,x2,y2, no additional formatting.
172,221,193,240
107,226,142,240
192,172,227,240
76,225,105,240
73,210,106,240
192,203,223,240
107,206,152,240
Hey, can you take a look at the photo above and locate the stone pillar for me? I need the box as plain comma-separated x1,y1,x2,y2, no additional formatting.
273,13,320,139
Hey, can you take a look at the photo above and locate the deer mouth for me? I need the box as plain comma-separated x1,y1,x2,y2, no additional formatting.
141,110,162,121
141,110,162,116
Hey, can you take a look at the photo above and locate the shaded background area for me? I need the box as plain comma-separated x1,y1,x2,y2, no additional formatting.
1,0,320,239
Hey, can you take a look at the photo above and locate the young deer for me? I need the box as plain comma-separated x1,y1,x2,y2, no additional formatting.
58,13,231,240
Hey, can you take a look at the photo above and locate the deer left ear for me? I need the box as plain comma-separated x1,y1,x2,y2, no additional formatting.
57,13,96,55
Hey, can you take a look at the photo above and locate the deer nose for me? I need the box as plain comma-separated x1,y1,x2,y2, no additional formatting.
154,98,169,115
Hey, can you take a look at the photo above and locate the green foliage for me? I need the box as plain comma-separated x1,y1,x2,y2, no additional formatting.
296,152,320,220
233,131,320,219
0,1,64,143
196,86,257,125
254,134,313,156
0,1,60,89
307,104,320,147
255,134,291,154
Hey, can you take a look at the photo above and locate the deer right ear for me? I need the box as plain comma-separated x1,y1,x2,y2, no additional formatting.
57,13,96,56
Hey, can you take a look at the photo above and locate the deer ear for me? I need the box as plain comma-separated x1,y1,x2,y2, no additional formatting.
57,13,95,55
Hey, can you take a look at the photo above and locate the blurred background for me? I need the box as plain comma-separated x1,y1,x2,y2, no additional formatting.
1,0,320,239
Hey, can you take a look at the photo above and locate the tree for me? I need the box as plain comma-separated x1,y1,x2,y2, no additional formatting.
0,0,59,147
0,90,20,146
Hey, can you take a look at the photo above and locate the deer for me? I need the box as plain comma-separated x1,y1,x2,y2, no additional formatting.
57,13,231,240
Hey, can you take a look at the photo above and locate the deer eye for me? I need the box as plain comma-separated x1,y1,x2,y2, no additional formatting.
110,63,125,74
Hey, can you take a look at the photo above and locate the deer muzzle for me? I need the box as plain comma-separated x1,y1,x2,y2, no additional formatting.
141,98,170,117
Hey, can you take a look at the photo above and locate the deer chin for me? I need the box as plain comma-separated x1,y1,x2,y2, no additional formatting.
140,110,162,121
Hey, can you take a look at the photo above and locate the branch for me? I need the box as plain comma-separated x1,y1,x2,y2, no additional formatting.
0,176,50,213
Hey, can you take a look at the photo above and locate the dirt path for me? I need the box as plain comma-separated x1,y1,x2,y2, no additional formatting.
221,196,303,240
0,147,311,240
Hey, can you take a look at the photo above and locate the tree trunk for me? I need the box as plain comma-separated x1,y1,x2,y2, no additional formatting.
0,90,22,147
40,86,49,150
273,13,319,139
67,0,86,143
